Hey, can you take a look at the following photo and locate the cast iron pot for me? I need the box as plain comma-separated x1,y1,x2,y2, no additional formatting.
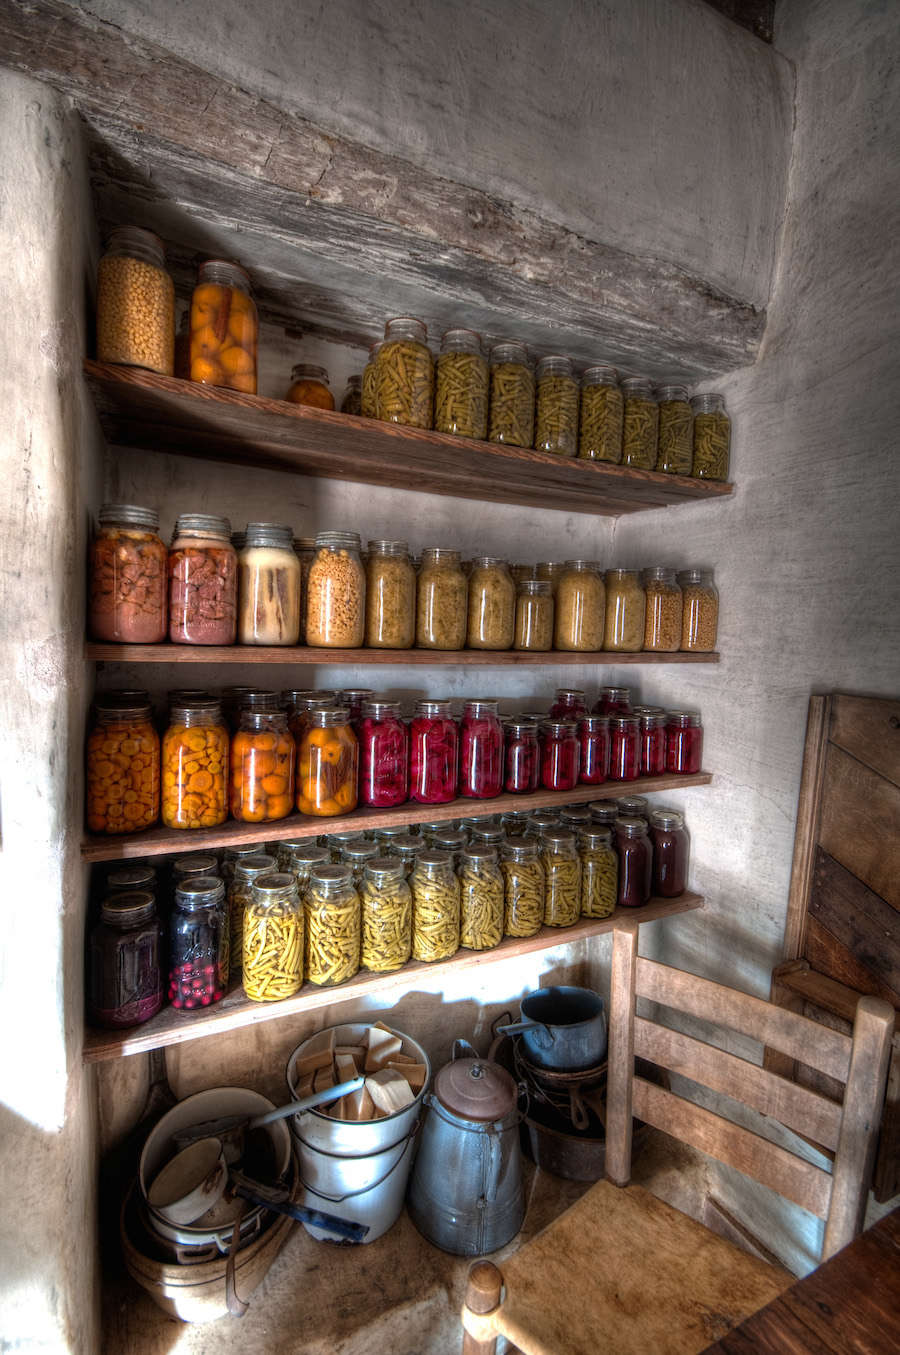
496,986,607,1072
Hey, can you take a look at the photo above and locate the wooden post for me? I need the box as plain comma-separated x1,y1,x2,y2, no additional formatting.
462,1261,502,1355
763,958,810,1078
606,920,638,1186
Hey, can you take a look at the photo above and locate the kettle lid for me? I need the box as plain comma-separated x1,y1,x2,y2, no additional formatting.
434,1058,517,1122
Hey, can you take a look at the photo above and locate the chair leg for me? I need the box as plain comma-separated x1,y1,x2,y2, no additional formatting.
462,1260,502,1355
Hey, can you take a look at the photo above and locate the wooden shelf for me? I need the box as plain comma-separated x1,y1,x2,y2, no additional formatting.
82,892,704,1062
81,771,711,863
83,361,733,518
88,642,720,666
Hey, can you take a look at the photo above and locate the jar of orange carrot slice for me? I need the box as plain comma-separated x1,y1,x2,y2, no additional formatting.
230,692,296,823
297,705,358,817
161,696,229,830
86,693,160,834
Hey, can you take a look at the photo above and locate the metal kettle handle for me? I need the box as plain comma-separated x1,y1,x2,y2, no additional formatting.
483,1125,504,1204
452,1038,480,1061
494,1020,556,1049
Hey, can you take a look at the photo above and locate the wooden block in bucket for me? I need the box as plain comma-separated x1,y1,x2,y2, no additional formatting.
387,1059,427,1092
341,1086,376,1122
365,1028,402,1071
366,1070,415,1115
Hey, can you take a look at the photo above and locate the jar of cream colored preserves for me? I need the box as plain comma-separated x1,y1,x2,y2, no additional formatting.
554,560,605,651
97,227,174,375
306,531,366,648
603,569,646,652
365,539,415,649
514,579,554,651
238,523,301,645
416,548,467,650
467,556,515,650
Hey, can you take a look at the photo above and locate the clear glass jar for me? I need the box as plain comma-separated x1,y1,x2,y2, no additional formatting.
469,818,504,847
616,795,649,820
169,876,228,1008
560,805,592,832
190,259,258,393
227,852,276,973
220,686,257,731
435,328,488,438
578,715,610,786
460,699,504,798
97,227,174,375
691,393,731,480
640,712,668,777
514,579,554,652
592,686,633,717
643,566,682,652
540,720,581,791
655,385,693,474
242,872,304,1001
410,851,460,961
541,829,582,927
285,363,334,409
501,839,545,937
172,853,220,883
168,513,237,645
579,365,624,462
535,355,578,456
603,569,646,652
549,688,588,720
554,560,605,651
337,688,376,732
89,504,167,643
679,568,719,652
459,846,504,950
359,699,408,808
416,548,467,649
105,864,157,898
588,802,619,833
86,695,160,835
467,556,515,650
390,834,425,878
579,828,618,919
161,698,229,829
536,561,566,596
409,699,458,803
375,316,434,428
305,863,360,985
284,843,329,895
359,859,412,971
292,537,317,644
88,891,162,1028
365,540,415,649
650,809,690,898
230,697,296,822
525,810,559,842
306,531,366,648
340,839,379,888
609,715,641,783
432,828,467,868
297,706,358,816
504,720,540,793
621,377,659,469
666,710,704,774
361,341,383,418
238,523,301,645
488,342,534,446
341,373,363,415
615,818,652,908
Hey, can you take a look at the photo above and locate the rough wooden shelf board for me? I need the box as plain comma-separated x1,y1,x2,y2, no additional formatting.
87,642,720,666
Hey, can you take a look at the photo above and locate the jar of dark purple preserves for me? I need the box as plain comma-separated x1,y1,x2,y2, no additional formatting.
540,719,581,791
640,711,668,777
88,891,162,1028
650,808,690,897
504,719,540,793
359,699,409,807
609,715,641,782
614,816,652,907
460,699,504,799
666,710,704,774
579,714,610,785
548,687,588,720
409,699,458,804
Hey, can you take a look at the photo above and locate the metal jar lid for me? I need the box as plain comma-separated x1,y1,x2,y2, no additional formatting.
434,1058,518,1123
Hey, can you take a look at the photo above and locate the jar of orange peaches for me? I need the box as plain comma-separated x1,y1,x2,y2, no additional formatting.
161,696,229,830
189,260,258,394
230,692,296,823
296,706,358,817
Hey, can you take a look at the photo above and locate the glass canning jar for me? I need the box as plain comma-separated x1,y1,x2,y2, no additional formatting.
554,560,605,652
603,569,646,652
284,843,330,895
105,864,157,898
306,531,366,648
389,834,425,878
460,700,504,799
549,688,588,720
238,523,301,645
242,872,304,1001
227,852,276,973
536,561,566,596
588,802,619,833
488,341,535,447
161,697,229,829
365,540,415,649
375,316,434,429
691,393,731,480
541,829,582,928
655,385,693,474
337,688,376,731
467,557,516,650
501,839,545,937
190,259,258,393
297,706,358,816
535,356,578,456
97,226,174,375
230,698,296,823
459,846,504,950
640,711,668,777
410,851,460,961
435,328,488,438
679,568,719,652
305,864,360,986
168,513,237,645
172,853,220,884
88,891,162,1028
666,710,704,774
514,579,554,652
292,537,316,643
359,699,409,808
643,566,682,652
285,689,336,750
579,365,624,462
468,818,504,847
614,818,652,908
621,377,659,469
89,504,167,643
579,715,610,786
86,695,160,835
504,720,540,793
540,720,581,791
560,805,592,831
579,828,618,919
525,810,559,842
361,341,383,417
431,829,467,868
500,810,530,837
341,373,362,415
609,715,641,782
650,809,690,898
285,363,334,409
616,795,649,820
409,699,458,804
341,839,380,887
416,548,467,650
169,876,228,1008
360,858,412,971
593,686,633,717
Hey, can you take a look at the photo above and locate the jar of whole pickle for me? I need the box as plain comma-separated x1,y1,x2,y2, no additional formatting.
285,363,334,409
359,699,408,808
603,569,646,652
297,706,358,816
579,715,610,786
306,531,366,648
541,829,582,928
410,851,460,962
88,891,163,1028
691,393,731,480
535,355,578,456
238,524,301,646
592,686,633,717
554,560,605,652
365,540,415,649
361,341,382,418
458,846,504,951
341,374,362,415
410,699,459,804
89,504,167,644
501,839,545,938
169,876,228,1008
536,561,566,596
168,513,237,645
87,695,160,835
243,872,304,1001
230,695,296,823
488,342,534,447
97,227,175,375
162,697,229,829
337,689,376,732
639,711,668,777
514,580,554,652
643,566,682,652
416,548,467,650
467,557,516,650
375,316,434,428
504,720,539,793
549,688,588,720
190,259,258,393
621,377,659,469
579,828,618,919
540,720,581,791
435,329,489,439
579,365,624,462
360,858,412,971
305,863,360,986
460,700,504,799
390,834,425,878
227,852,276,973
655,385,693,474
609,715,641,783
615,818,652,908
666,710,704,774
679,568,719,652
650,809,690,898
284,843,329,895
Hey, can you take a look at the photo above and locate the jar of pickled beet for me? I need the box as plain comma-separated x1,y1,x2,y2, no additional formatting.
459,700,504,799
409,699,458,804
230,695,296,823
161,697,229,830
592,687,633,717
579,715,610,785
540,720,581,791
168,513,237,645
169,876,228,1008
609,715,641,782
190,259,258,393
359,699,409,808
549,687,588,720
614,818,652,908
285,363,334,409
640,712,668,777
297,706,358,816
337,688,376,732
88,891,163,1028
650,809,690,898
666,710,704,774
89,504,168,643
504,720,539,793
86,694,160,835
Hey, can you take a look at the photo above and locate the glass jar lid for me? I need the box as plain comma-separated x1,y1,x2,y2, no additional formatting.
244,522,294,549
656,384,690,402
643,565,679,584
599,686,632,701
609,715,640,731
99,890,156,927
172,513,231,540
94,694,153,720
535,355,573,379
234,853,277,879
294,536,317,552
461,844,499,864
580,828,613,848
391,834,424,856
98,503,159,530
502,838,539,860
415,699,454,717
106,865,157,892
554,687,586,701
420,547,461,565
463,700,500,716
542,828,577,848
174,876,225,909
367,539,409,555
518,579,551,596
471,555,506,569
432,829,466,850
250,871,299,897
343,841,379,863
240,690,282,714
605,568,640,581
588,802,619,823
440,328,483,354
314,530,362,551
198,258,252,291
667,709,702,727
168,696,223,726
384,316,428,345
365,857,406,882
290,363,329,384
562,559,601,572
338,688,375,704
649,809,686,831
632,704,666,718
361,699,402,720
677,568,716,585
505,720,539,738
415,850,453,870
616,796,648,816
621,377,655,398
105,225,165,264
490,341,530,366
173,853,220,878
286,844,330,866
615,817,649,838
581,364,619,386
309,863,353,888
308,706,351,728
640,712,668,730
283,688,335,707
690,393,726,413
579,715,610,730
560,805,592,824
540,719,578,735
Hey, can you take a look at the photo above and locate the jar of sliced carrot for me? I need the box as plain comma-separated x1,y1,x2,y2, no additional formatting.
86,693,160,834
161,696,229,829
189,259,258,394
230,693,296,823
297,705,358,817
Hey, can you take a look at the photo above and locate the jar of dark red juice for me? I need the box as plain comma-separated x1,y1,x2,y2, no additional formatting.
460,699,504,799
614,817,652,907
548,687,588,720
650,809,690,897
540,720,581,791
168,876,228,1009
410,699,458,804
359,699,409,808
579,715,610,784
592,686,632,717
88,891,162,1028
504,720,539,793
609,715,641,782
666,710,704,774
640,711,668,777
